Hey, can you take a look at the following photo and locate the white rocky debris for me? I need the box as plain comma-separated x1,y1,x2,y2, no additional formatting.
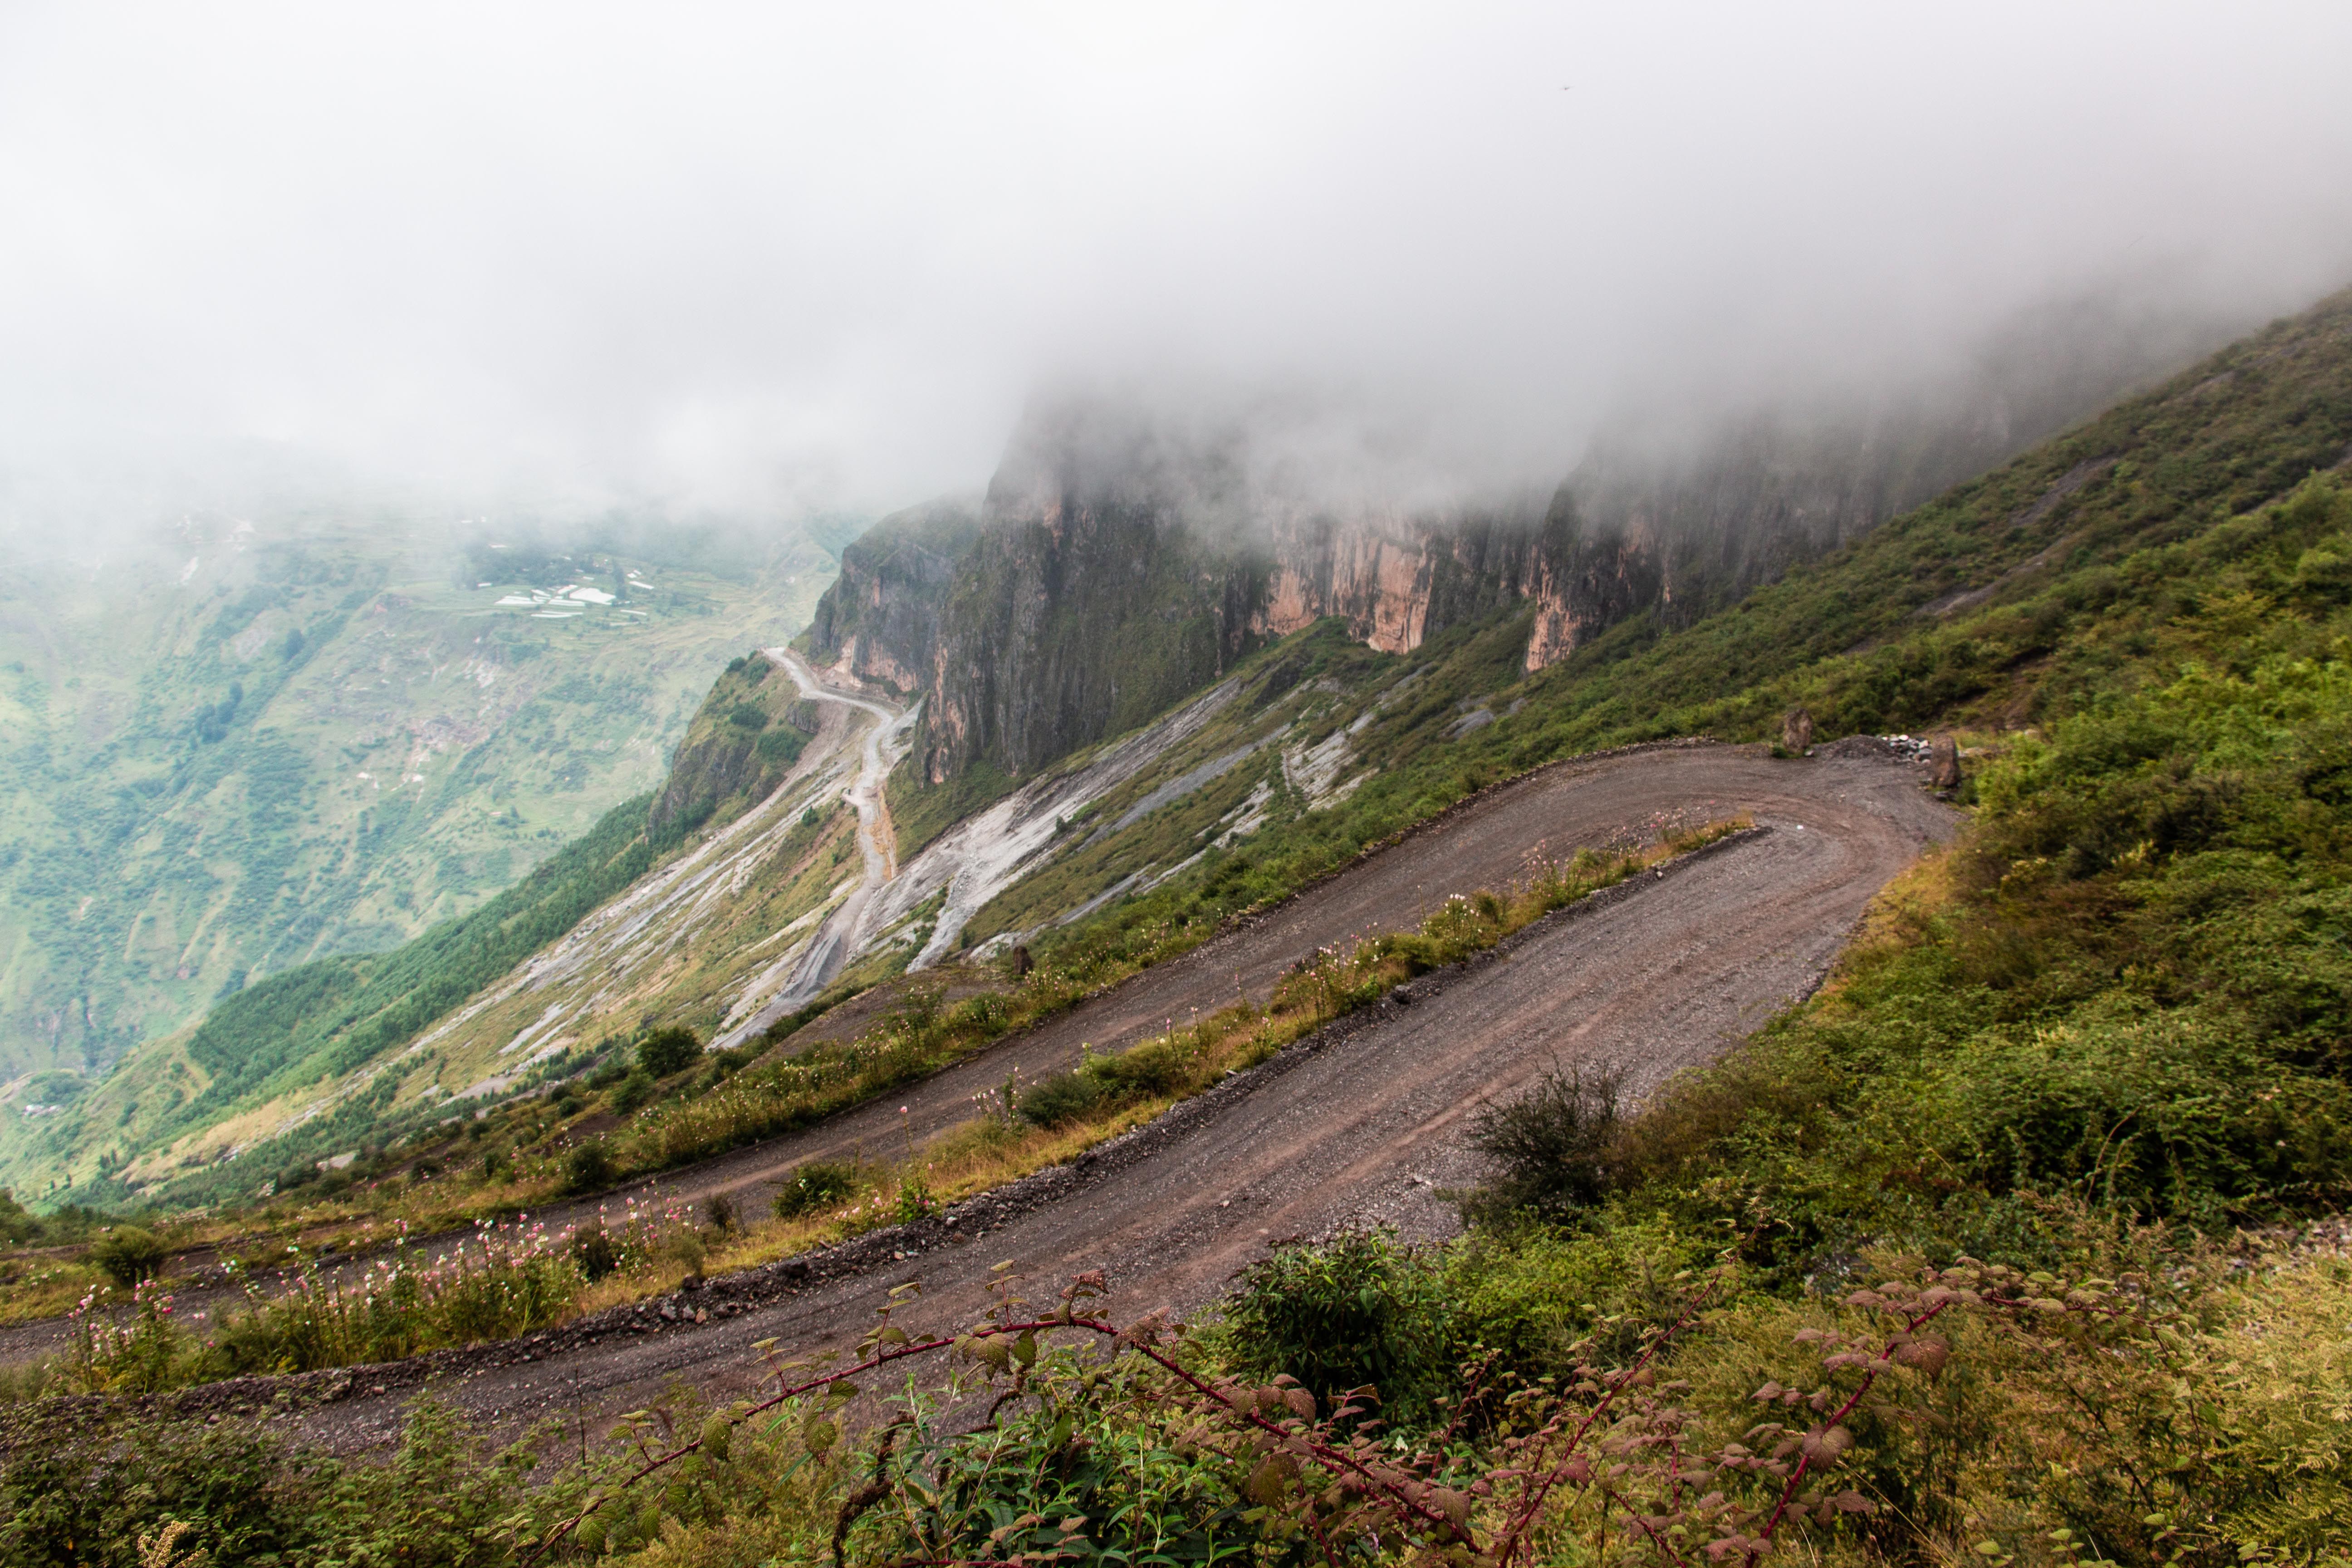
843,673,1253,979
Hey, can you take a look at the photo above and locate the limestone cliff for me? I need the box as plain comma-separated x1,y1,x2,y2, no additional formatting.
812,409,1277,783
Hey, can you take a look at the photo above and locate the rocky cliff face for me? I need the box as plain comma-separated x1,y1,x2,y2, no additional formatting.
803,499,983,699
806,408,2029,790
812,411,1277,783
807,309,2217,789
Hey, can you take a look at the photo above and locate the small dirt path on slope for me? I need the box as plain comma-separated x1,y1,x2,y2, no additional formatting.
269,743,1949,1453
729,650,916,1032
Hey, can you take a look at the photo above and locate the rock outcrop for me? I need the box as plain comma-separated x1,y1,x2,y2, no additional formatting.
649,657,824,839
1930,734,1963,791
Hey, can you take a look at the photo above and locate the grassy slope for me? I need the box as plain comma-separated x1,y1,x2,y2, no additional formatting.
84,706,865,1211
31,288,2350,1240
0,516,834,1196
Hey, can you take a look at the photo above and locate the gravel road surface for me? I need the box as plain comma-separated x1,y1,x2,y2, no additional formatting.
212,739,1952,1451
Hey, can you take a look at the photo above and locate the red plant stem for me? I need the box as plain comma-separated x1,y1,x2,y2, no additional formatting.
1114,1328,1465,1540
1629,1509,1691,1568
530,1237,1776,1568
1741,1298,1956,1566
527,1307,1465,1564
1491,1241,1752,1567
524,1326,962,1563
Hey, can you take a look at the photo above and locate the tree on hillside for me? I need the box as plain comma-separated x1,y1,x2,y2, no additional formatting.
637,1026,700,1078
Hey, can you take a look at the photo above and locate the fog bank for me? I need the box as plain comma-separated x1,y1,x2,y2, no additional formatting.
1,4,2348,530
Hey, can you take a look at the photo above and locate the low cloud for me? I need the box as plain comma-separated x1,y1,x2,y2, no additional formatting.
1,4,2347,537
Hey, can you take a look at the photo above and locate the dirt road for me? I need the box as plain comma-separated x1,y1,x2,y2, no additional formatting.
498,738,1940,1228
244,739,1949,1451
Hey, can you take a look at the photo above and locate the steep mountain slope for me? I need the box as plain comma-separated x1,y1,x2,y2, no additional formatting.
0,512,833,1167
39,288,2348,1220
808,302,2239,840
14,287,2352,1568
1038,287,2352,970
5,652,890,1203
786,283,2352,1006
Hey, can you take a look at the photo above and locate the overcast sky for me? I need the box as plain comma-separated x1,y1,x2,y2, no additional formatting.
2,3,2350,528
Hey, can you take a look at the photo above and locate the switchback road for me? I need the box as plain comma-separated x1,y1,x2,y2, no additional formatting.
249,739,1951,1451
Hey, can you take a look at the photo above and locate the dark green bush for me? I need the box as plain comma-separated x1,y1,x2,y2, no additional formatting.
726,701,770,730
1223,1230,1448,1421
755,726,805,765
0,1410,313,1568
91,1225,167,1289
562,1141,613,1194
770,1159,862,1219
608,1068,655,1114
637,1025,700,1078
572,1226,621,1281
703,1191,739,1232
1462,1066,1626,1224
1017,1071,1104,1127
1089,1039,1186,1096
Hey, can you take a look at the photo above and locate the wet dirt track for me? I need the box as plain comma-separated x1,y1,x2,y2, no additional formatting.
269,740,1951,1451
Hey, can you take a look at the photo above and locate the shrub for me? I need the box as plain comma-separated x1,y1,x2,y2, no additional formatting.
703,1191,739,1233
1222,1230,1448,1421
573,1226,621,1281
563,1141,613,1194
608,1069,655,1114
1462,1066,1626,1223
1090,1039,1186,1096
755,727,805,765
1017,1070,1103,1127
771,1159,862,1219
638,1026,701,1078
0,1409,317,1567
726,701,770,730
91,1225,167,1289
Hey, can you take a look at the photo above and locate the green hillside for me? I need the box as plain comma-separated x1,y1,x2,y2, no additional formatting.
55,288,2352,1226
0,509,833,1159
15,290,2352,1565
